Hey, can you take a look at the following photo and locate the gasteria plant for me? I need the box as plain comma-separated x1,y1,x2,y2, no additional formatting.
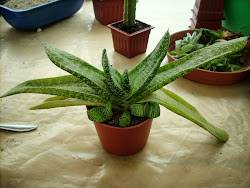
0,31,248,142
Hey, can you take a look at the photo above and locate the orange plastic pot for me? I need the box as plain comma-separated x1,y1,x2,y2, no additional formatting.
167,30,250,85
92,0,124,25
107,20,154,58
93,118,153,156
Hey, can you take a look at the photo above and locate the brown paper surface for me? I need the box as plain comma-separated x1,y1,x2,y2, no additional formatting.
1,0,250,187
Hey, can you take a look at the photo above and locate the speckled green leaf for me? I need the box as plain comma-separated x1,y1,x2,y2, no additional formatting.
128,37,248,104
119,110,131,127
121,68,131,94
140,88,229,142
43,96,68,102
43,42,110,99
102,49,125,96
130,103,146,117
144,102,160,118
105,102,113,118
87,102,112,122
87,107,110,122
30,96,104,110
0,75,106,104
127,30,170,101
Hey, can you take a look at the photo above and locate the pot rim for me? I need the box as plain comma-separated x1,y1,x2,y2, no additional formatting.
94,118,152,130
86,106,152,130
167,29,250,75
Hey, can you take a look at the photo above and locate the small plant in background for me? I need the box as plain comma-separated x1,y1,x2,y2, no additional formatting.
170,29,250,72
0,31,248,142
199,53,246,72
169,31,204,58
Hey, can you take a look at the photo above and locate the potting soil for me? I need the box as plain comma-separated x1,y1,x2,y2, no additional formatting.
4,0,55,10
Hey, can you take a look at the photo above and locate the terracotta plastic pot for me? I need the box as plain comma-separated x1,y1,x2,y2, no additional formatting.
92,0,124,25
194,0,224,12
167,29,250,85
107,20,154,58
191,9,224,21
94,118,153,156
190,17,222,30
191,0,224,30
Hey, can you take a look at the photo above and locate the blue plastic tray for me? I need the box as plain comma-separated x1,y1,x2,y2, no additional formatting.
0,0,85,30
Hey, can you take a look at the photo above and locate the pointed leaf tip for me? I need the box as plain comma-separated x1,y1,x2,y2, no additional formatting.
102,49,125,97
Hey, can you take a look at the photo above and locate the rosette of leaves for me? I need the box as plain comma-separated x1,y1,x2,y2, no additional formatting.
169,31,204,58
0,31,248,142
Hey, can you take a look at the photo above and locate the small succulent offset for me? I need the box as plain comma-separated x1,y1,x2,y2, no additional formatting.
169,31,204,58
169,29,232,59
0,31,248,142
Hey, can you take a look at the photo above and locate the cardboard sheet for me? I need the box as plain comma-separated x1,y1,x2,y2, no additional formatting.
1,0,250,187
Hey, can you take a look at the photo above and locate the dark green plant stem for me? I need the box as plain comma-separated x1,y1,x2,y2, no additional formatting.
124,0,128,25
124,0,136,27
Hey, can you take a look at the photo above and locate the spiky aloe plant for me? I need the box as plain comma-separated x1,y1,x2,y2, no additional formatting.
0,31,248,142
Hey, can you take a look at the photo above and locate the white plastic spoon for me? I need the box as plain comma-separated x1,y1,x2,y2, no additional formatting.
0,124,37,132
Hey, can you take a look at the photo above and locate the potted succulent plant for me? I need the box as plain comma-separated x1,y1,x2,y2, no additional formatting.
0,31,247,155
167,29,250,85
92,0,124,25
107,0,153,58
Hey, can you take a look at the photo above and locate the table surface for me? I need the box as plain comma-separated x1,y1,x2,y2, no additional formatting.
1,0,250,187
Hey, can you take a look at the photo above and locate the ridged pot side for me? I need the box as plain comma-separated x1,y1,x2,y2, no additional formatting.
167,30,250,85
92,0,124,25
107,20,154,58
94,118,153,156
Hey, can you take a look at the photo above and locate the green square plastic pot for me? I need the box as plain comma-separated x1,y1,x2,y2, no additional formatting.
222,0,250,36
